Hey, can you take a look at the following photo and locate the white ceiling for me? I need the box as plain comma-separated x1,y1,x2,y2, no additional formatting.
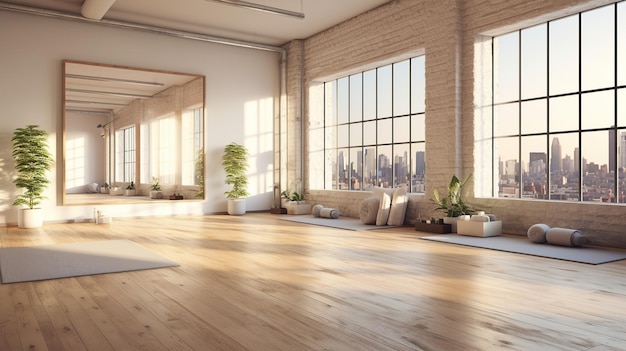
64,61,202,115
2,0,391,46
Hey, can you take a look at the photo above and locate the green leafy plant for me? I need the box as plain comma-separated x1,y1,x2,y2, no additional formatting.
281,179,305,204
281,191,303,203
151,177,161,191
222,142,249,199
126,181,136,190
433,174,473,217
195,149,204,198
12,125,54,209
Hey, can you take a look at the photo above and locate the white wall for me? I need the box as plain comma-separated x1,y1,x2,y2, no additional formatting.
65,111,108,194
0,10,279,225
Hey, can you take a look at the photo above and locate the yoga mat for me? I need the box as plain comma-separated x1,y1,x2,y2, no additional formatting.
421,234,626,265
281,215,399,231
0,239,179,283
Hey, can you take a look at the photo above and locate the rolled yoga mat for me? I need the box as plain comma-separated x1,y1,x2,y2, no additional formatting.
545,227,590,247
527,223,551,243
320,208,340,219
312,204,324,217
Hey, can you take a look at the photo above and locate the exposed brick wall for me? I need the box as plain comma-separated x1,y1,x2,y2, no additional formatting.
285,40,305,193
285,0,626,248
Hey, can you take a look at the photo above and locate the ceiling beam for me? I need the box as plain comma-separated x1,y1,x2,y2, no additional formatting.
81,0,116,20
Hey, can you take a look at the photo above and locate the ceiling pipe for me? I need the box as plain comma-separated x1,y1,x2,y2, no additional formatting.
203,0,304,19
0,2,284,53
0,1,290,209
81,0,115,20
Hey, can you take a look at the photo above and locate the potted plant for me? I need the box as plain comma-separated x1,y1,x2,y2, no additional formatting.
281,190,311,215
222,142,249,215
124,181,136,196
432,174,473,232
150,177,163,199
195,149,205,199
12,125,54,228
100,182,110,194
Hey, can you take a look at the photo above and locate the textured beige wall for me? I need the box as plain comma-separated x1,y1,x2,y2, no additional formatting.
285,0,626,248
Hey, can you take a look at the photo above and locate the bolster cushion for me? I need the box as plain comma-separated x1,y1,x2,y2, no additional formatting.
527,223,550,243
320,208,340,219
546,227,589,247
312,204,324,217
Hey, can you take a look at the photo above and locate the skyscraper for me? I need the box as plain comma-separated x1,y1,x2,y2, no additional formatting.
609,128,616,172
620,132,626,169
551,137,562,173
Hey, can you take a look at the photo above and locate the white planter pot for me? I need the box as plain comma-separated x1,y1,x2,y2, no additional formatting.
150,190,163,199
109,187,123,196
457,220,502,237
227,198,246,215
18,208,43,228
286,202,312,215
124,189,136,196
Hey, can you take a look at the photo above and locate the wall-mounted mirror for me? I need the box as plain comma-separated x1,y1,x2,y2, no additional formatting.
63,60,205,205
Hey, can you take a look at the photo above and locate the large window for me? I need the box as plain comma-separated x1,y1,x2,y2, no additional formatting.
138,107,204,187
115,125,136,183
485,2,626,203
317,56,426,192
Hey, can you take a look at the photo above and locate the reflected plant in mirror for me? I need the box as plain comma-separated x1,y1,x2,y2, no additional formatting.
63,60,205,205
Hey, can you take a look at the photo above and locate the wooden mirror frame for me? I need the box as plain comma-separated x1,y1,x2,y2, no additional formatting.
62,60,205,205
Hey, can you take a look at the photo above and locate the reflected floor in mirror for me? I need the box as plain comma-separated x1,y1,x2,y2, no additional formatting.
63,193,188,205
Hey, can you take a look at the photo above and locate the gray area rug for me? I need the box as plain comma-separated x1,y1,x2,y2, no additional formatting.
0,239,179,284
421,234,626,265
280,215,398,231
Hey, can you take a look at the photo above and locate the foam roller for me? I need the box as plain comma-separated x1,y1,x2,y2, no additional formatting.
320,208,340,219
545,227,588,247
527,223,550,243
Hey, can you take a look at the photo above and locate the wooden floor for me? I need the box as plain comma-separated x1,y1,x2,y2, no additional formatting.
1,213,625,351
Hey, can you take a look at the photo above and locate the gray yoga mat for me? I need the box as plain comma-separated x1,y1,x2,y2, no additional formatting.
281,215,398,231
421,234,626,265
0,239,179,283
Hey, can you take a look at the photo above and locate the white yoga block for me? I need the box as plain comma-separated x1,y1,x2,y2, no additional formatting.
457,220,502,237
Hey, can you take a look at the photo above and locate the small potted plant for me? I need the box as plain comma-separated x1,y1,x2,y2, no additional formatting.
281,179,311,215
124,181,136,196
432,174,473,232
11,125,54,228
281,189,311,215
222,142,249,215
100,183,110,194
150,177,163,199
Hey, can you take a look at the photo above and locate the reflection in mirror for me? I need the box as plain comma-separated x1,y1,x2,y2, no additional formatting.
63,60,205,205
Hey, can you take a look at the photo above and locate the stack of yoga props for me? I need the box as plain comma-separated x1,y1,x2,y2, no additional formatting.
312,204,340,219
527,224,591,247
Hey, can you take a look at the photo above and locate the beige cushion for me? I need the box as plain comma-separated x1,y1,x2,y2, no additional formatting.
359,196,380,224
375,192,392,226
387,187,408,226
373,187,395,226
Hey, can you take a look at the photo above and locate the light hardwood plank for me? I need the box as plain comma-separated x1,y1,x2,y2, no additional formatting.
1,213,626,350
